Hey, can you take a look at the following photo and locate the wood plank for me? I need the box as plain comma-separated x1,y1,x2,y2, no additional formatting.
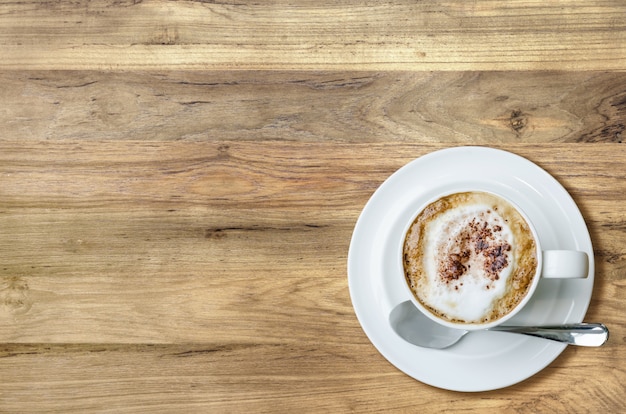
1,1,625,70
1,71,625,143
0,342,624,412
0,142,624,344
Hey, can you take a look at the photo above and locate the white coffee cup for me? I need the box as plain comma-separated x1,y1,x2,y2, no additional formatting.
400,190,588,331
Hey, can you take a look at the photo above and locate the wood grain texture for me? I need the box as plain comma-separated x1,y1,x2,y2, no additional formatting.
1,0,626,411
1,140,625,412
0,0,625,70
0,343,622,413
2,71,625,143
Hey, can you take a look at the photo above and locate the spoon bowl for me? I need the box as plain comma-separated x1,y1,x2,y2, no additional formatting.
390,300,609,349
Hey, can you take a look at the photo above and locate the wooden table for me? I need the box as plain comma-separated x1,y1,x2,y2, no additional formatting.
1,1,625,412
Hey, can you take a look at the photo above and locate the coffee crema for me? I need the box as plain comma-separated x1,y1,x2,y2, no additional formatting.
403,191,538,325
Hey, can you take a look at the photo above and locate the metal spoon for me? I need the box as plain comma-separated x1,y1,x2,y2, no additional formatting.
389,300,609,349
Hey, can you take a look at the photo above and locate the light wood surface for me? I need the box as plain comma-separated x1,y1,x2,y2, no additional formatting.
1,1,625,413
1,0,625,71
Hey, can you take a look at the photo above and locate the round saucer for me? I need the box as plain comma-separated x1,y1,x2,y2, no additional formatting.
347,146,594,392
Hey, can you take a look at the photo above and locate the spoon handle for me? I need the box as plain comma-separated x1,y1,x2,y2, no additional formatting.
490,323,609,347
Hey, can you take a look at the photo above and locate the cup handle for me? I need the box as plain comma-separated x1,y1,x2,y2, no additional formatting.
541,250,589,279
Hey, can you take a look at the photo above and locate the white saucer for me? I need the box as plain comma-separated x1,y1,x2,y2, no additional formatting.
347,146,594,392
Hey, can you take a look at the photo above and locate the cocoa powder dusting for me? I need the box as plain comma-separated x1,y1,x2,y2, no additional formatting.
440,248,470,282
438,215,511,284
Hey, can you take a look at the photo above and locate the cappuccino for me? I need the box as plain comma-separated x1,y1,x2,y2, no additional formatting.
403,192,538,325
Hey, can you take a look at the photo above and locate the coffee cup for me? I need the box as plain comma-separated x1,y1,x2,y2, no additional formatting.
401,190,588,331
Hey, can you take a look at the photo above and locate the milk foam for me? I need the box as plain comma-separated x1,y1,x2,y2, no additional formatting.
421,205,514,322
403,191,537,325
